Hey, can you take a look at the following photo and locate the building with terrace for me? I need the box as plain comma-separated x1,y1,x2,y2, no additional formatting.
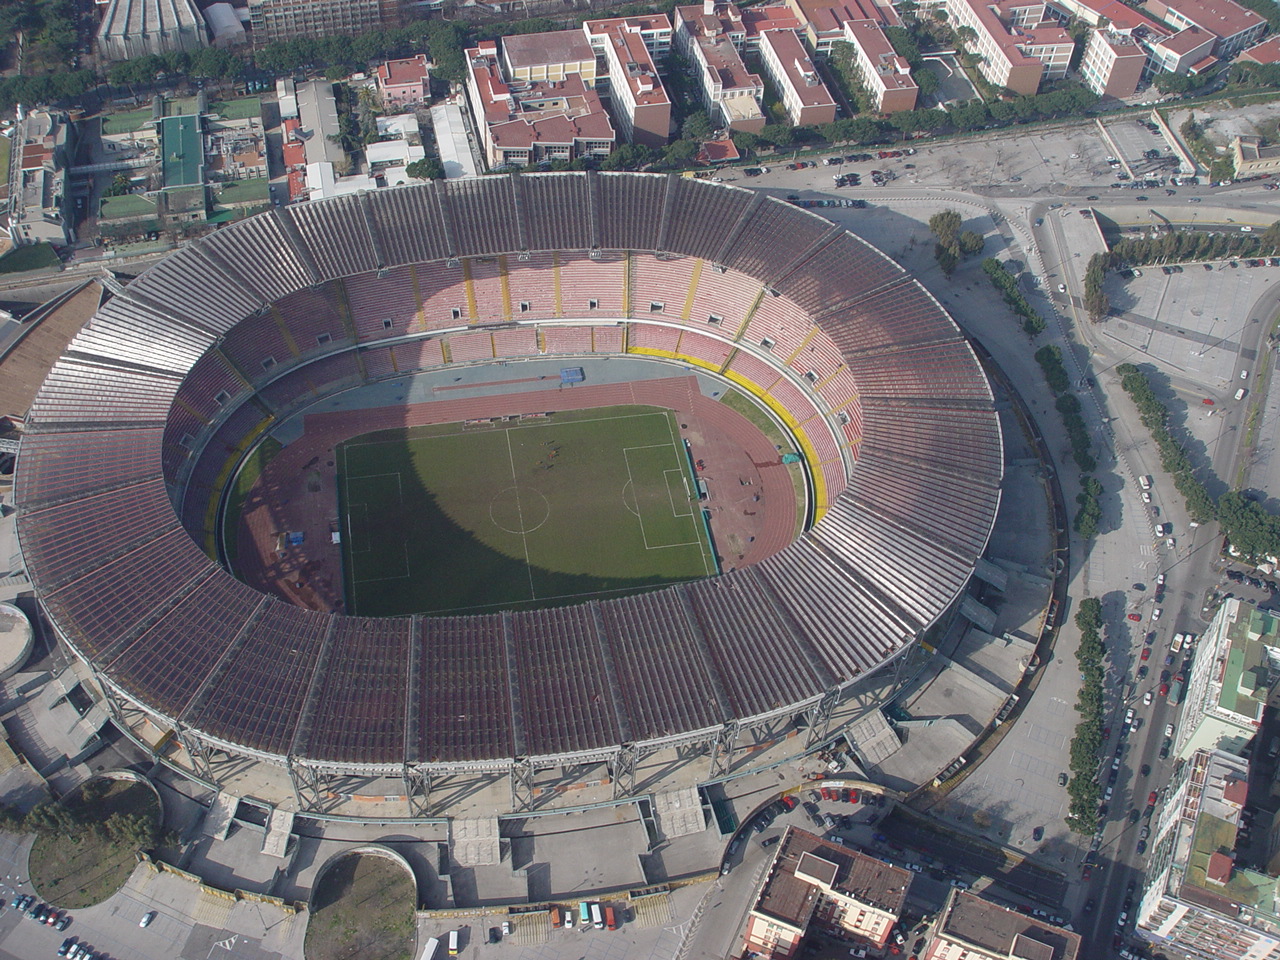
7,110,75,247
757,29,838,126
786,0,901,56
584,16,674,147
1143,0,1266,58
501,29,599,85
376,55,432,109
1240,35,1280,64
741,827,911,958
465,42,616,169
923,890,1081,959
1176,599,1277,760
945,0,1074,95
11,172,1002,817
842,20,918,113
1136,748,1280,960
673,2,769,132
1080,29,1151,97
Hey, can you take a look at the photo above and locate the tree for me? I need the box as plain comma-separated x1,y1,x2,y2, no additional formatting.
681,110,713,142
958,230,984,256
600,143,656,170
915,69,941,98
928,209,963,251
404,158,445,181
935,243,958,277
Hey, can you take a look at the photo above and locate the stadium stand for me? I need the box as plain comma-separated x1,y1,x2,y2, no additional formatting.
15,173,1003,802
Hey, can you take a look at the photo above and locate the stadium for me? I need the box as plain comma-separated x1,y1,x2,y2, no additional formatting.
12,172,1003,815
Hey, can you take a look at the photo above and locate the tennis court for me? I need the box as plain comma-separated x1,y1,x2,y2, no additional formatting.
337,405,716,615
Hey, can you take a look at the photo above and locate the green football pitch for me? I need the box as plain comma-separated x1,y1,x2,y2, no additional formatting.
336,405,718,615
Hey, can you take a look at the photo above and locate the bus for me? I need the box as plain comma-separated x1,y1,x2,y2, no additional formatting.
447,930,459,956
420,938,440,960
579,902,592,926
590,903,604,930
605,906,618,931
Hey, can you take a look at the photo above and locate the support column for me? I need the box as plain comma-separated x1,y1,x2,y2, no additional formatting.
404,764,432,817
612,744,636,799
510,758,535,812
709,722,740,779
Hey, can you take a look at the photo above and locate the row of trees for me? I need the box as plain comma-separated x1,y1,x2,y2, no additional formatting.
1035,345,1096,473
982,258,1045,334
1115,363,1216,522
1107,223,1280,268
1083,252,1109,322
1066,598,1104,835
1116,363,1280,559
1075,476,1103,539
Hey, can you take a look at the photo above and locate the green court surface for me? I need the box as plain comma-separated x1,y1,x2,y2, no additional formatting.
336,405,716,615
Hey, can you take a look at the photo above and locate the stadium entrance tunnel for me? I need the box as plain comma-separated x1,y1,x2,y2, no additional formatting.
14,173,1002,817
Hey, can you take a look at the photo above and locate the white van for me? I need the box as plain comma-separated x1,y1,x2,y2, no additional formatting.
590,903,605,930
1139,475,1152,491
1236,388,1247,401
448,930,459,956
420,938,440,960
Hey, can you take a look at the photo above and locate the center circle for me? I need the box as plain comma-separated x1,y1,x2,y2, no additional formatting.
489,485,550,535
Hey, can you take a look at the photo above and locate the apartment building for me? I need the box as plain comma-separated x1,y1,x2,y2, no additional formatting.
501,29,598,84
465,42,615,168
584,16,673,147
758,29,838,125
95,0,207,61
740,828,912,960
673,2,768,132
1144,0,1266,57
376,55,432,109
923,890,1081,960
1176,599,1276,760
1137,748,1280,960
947,0,1073,94
842,19,918,112
1079,29,1150,95
246,0,389,45
7,111,75,247
786,0,900,56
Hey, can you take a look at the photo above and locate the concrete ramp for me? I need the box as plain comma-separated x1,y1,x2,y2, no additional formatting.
653,786,705,840
848,710,901,766
262,808,294,858
451,817,502,866
203,791,239,841
972,558,1009,592
959,596,997,633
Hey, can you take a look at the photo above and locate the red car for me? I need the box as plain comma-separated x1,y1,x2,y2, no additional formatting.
1160,682,1170,696
1141,647,1151,661
848,789,860,803
1148,791,1158,805
1202,398,1215,405
780,795,797,810
1127,613,1142,622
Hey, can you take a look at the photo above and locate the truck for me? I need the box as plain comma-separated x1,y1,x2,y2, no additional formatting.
1170,633,1184,655
1139,475,1153,491
1168,678,1185,706
605,906,618,931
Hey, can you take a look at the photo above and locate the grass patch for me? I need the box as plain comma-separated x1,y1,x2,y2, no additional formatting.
224,435,282,573
29,780,159,909
0,243,60,274
0,135,9,183
304,854,416,960
720,389,807,537
336,405,716,616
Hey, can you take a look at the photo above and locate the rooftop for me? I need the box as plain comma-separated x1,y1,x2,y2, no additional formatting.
214,177,269,205
1215,605,1279,722
676,6,765,93
756,828,910,928
97,0,201,40
98,193,158,220
843,20,918,89
759,29,837,105
379,55,431,87
159,114,203,189
1157,26,1213,53
1241,34,1280,63
1154,0,1265,38
502,29,595,69
791,0,899,30
601,22,670,105
739,4,805,37
936,891,1081,960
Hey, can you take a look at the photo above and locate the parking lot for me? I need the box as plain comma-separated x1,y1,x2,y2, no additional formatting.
1100,115,1184,178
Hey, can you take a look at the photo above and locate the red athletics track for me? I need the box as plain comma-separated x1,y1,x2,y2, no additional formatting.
233,375,799,613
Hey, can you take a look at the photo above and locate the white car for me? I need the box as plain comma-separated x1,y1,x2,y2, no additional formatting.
139,911,156,928
1165,723,1175,738
1152,607,1162,621
1125,708,1135,724
1157,573,1165,586
1057,283,1067,293
1142,491,1151,503
1143,691,1153,706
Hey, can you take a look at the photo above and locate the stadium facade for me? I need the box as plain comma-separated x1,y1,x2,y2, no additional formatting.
13,173,1003,814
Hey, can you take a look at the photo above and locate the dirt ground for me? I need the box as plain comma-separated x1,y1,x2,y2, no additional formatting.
234,375,798,612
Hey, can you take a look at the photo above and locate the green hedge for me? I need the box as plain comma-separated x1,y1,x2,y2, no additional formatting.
982,258,1045,334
